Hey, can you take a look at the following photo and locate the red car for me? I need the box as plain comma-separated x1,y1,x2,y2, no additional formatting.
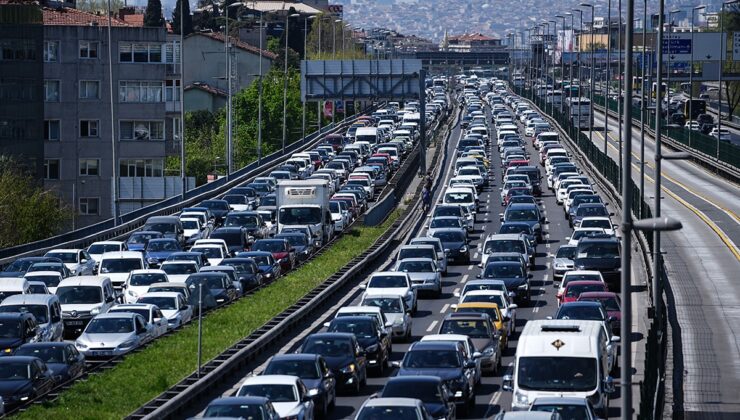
504,187,532,207
324,134,345,153
506,159,530,170
560,280,608,305
250,239,295,273
578,291,622,334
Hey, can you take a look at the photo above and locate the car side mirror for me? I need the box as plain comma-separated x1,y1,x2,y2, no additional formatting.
502,374,514,391
391,360,401,368
611,336,621,343
499,213,504,221
503,315,511,322
509,304,518,310
323,322,331,328
472,351,482,359
464,360,476,369
80,259,88,264
604,376,616,394
105,296,114,303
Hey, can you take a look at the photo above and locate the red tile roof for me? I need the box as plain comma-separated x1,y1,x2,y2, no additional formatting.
43,6,130,27
448,33,498,42
121,13,144,27
185,82,227,97
190,32,278,60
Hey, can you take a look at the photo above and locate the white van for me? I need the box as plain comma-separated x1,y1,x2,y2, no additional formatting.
502,320,616,411
442,187,477,216
0,278,31,303
0,294,64,341
355,127,379,145
56,275,117,338
98,251,147,290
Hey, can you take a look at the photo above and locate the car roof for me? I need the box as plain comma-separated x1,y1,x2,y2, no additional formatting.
57,276,110,287
409,341,459,351
362,397,421,408
240,374,300,386
565,281,606,287
559,301,604,309
141,291,182,299
23,271,63,278
385,375,442,385
100,251,143,259
507,203,538,210
270,353,319,362
93,312,139,320
0,294,58,305
486,234,524,241
208,396,270,406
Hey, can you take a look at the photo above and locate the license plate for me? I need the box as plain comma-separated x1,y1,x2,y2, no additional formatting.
66,321,84,326
91,350,112,357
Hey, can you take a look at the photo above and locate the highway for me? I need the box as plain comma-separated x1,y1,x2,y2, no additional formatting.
181,93,643,419
584,106,740,415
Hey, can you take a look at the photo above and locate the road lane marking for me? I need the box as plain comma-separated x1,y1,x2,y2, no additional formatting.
461,274,469,284
426,320,438,332
453,287,460,294
440,304,450,313
484,392,502,418
473,252,479,259
468,265,474,271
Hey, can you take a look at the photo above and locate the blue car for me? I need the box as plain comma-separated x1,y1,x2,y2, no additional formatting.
14,342,85,382
126,231,163,252
236,251,281,280
144,238,182,267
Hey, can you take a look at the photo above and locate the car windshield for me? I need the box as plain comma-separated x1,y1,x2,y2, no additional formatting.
45,252,77,263
566,284,606,297
518,356,597,392
129,273,167,286
398,261,435,273
362,297,402,313
484,240,524,254
357,407,421,420
225,215,259,228
264,359,320,379
505,209,538,221
557,305,605,321
433,231,465,242
224,195,246,205
204,403,265,418
143,223,176,234
577,243,619,259
88,244,122,254
85,317,133,334
483,264,524,278
0,362,30,380
28,284,47,294
162,264,197,275
278,235,307,247
398,249,434,260
27,263,62,274
582,296,620,311
128,233,158,244
191,248,223,259
0,320,21,338
56,286,102,304
197,276,225,290
577,206,608,217
564,274,601,282
237,384,296,402
572,230,602,241
4,260,36,273
138,296,177,310
26,275,61,288
14,346,65,364
499,224,531,235
404,349,461,368
302,337,354,357
439,319,490,338
445,192,473,203
279,207,322,225
0,305,47,324
581,219,611,229
462,294,505,307
530,404,591,420
434,207,461,218
210,231,243,246
556,247,576,259
201,201,230,211
382,380,441,403
147,241,179,252
249,255,271,266
100,258,142,273
456,306,500,321
252,242,285,253
430,218,460,229
329,320,375,338
181,220,199,230
110,308,149,320
368,275,406,288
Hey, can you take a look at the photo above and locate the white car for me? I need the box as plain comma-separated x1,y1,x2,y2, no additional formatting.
180,217,203,241
190,245,226,266
556,270,605,305
159,261,199,283
137,291,193,329
354,398,429,420
45,248,96,276
74,312,152,357
710,127,731,142
109,303,169,338
361,271,417,314
123,269,169,304
358,294,412,341
23,271,63,294
684,121,701,131
579,216,617,236
567,227,607,246
556,181,589,204
236,375,314,420
454,289,518,335
86,241,126,263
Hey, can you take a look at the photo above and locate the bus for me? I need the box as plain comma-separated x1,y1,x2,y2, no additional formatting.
652,82,667,100
562,84,581,98
684,99,707,120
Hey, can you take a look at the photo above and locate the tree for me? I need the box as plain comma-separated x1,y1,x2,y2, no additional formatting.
267,36,301,70
143,0,165,27
305,14,366,60
718,4,740,120
171,0,193,36
0,157,70,247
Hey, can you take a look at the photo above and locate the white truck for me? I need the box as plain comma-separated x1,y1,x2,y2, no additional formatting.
275,179,333,248
565,97,592,129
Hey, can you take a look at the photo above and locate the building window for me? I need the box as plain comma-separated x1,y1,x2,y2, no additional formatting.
80,120,99,137
165,79,181,102
79,41,98,59
119,81,163,103
119,43,163,63
164,41,180,64
44,159,60,180
79,197,100,215
172,117,182,141
79,80,100,99
0,39,36,61
120,120,164,141
44,80,60,102
119,159,164,177
44,120,60,141
44,41,59,62
79,159,99,176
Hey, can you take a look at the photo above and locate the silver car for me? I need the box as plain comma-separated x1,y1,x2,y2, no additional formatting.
393,257,442,297
75,312,152,357
360,294,412,342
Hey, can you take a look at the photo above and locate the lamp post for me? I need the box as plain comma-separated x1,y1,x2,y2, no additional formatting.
257,8,264,164
573,9,584,136
282,13,300,154
556,15,567,112
333,19,341,58
718,0,739,157
689,5,706,149
580,3,595,151
303,15,316,143
222,2,239,178
179,0,186,199
653,0,666,337
548,20,557,116
605,0,612,145
640,0,648,209
567,12,574,101
667,9,681,107
106,0,119,225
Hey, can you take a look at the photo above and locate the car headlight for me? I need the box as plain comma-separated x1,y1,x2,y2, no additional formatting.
460,245,468,252
483,347,494,356
518,283,529,290
90,306,102,316
117,339,138,349
340,364,356,374
515,390,529,405
554,262,566,269
75,341,88,350
307,388,320,396
365,344,378,353
127,289,138,297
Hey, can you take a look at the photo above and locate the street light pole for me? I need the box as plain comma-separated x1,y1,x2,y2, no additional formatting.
689,5,706,149
257,10,264,163
640,0,647,212
567,13,574,102
303,16,315,143
605,0,612,144
179,0,186,199
653,0,666,338
106,0,119,225
282,13,300,154
581,3,595,150
556,15,567,113
225,5,233,177
574,9,584,135
548,20,557,116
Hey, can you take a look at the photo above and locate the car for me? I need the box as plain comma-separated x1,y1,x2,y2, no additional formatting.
494,411,560,420
0,356,57,408
378,376,456,420
354,397,435,420
0,313,41,353
570,203,610,228
26,282,50,295
578,291,622,335
159,261,199,284
361,272,417,314
123,269,169,304
198,200,231,225
137,291,192,330
145,282,190,301
710,127,732,142
143,239,182,268
529,396,599,420
164,251,210,269
86,241,126,263
481,234,533,269
209,227,249,257
298,333,367,394
202,396,281,419
500,203,544,243
555,271,605,305
567,228,607,246
454,290,518,336
44,249,96,276
579,216,617,236
14,342,85,382
392,341,476,414
430,228,470,264
453,302,509,351
22,272,62,295
236,375,314,420
185,272,237,305
74,312,152,357
359,294,412,342
189,245,226,267
274,232,314,263
221,258,263,291
427,217,466,238
224,211,269,242
1,257,63,278
393,258,442,297
108,303,168,338
250,239,295,273
479,261,532,303
551,245,577,282
262,354,336,417
438,312,501,375
325,316,391,375
560,281,609,305
431,205,473,233
574,236,621,287
27,261,72,280
236,251,281,281
0,294,64,342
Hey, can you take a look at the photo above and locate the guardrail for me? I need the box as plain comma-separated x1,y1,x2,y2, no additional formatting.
0,113,377,265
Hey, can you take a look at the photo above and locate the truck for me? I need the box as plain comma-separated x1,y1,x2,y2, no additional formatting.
565,97,592,129
275,179,333,248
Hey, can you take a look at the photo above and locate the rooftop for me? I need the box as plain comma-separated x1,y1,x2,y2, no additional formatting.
43,6,130,27
187,32,277,60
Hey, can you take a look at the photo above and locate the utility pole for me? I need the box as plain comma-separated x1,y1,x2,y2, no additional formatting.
581,3,595,151
640,0,648,211
689,5,707,149
653,0,665,344
574,9,584,135
107,0,119,225
605,0,612,144
179,0,186,199
282,13,300,153
225,6,233,177
556,15,567,112
257,10,264,163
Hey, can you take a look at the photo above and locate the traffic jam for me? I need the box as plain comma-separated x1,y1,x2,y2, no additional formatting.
0,96,445,412
188,76,623,420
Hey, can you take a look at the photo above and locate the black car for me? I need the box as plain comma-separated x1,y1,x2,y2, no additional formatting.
393,341,476,415
574,236,621,288
567,194,604,222
0,356,57,408
0,313,40,354
262,353,336,417
198,199,231,225
224,211,268,241
274,232,313,262
14,342,85,382
185,272,237,305
431,228,470,264
380,376,456,420
571,203,610,228
325,316,390,375
165,251,210,268
221,258,263,291
1,257,62,278
480,261,532,303
210,227,249,256
25,262,72,280
182,275,218,312
298,332,367,394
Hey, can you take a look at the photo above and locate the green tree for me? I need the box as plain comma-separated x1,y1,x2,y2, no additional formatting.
0,158,70,248
305,14,366,60
718,5,740,119
267,36,301,70
143,0,165,27
171,0,193,36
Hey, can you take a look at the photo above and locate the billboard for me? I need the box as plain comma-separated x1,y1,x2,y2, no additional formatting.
555,29,574,64
662,33,726,61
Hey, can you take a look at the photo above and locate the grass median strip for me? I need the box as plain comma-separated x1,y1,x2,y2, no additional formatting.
20,211,401,420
